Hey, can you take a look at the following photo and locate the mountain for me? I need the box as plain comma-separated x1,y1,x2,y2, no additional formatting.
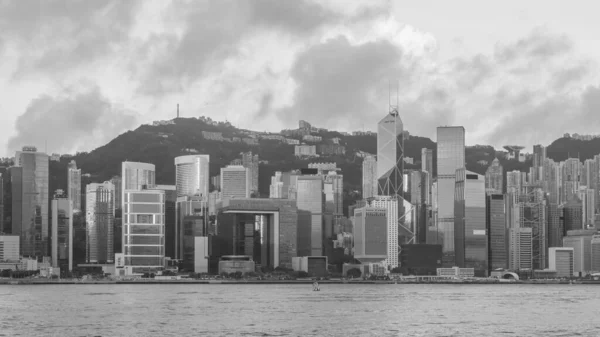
46,117,600,214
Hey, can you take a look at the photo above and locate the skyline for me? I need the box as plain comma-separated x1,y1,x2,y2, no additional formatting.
3,1,600,156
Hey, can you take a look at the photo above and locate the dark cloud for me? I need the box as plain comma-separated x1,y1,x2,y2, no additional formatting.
136,0,386,95
0,0,141,76
7,86,138,154
275,35,408,129
494,28,573,63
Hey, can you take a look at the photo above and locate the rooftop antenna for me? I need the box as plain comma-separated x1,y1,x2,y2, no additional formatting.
177,104,179,118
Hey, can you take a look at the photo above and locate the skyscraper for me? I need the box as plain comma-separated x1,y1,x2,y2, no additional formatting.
509,227,532,271
67,160,82,213
563,229,595,276
121,161,156,210
353,207,387,263
362,155,377,199
487,194,507,271
485,158,503,195
454,169,487,276
221,165,250,200
517,189,547,270
377,111,403,197
562,158,581,203
14,146,49,257
532,144,546,183
86,182,115,263
435,126,465,266
123,188,165,275
51,191,73,271
591,234,600,273
296,175,324,256
241,151,259,196
175,155,210,199
367,196,399,268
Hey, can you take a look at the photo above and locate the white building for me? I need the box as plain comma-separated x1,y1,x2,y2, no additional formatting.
548,247,574,278
362,155,377,199
194,237,209,273
220,165,250,200
366,196,399,268
294,145,317,157
175,155,210,199
123,188,166,275
509,227,532,271
0,235,19,261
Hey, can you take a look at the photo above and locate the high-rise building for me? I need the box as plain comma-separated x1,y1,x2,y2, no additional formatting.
548,247,574,278
562,158,581,203
353,207,387,264
435,126,465,266
0,171,4,233
176,195,208,268
577,187,595,228
296,175,324,256
517,189,547,270
485,158,503,195
109,176,122,210
366,196,399,268
154,185,177,260
86,182,115,263
506,170,527,194
0,235,19,261
562,229,595,276
14,146,49,257
122,188,165,275
421,148,433,177
487,194,508,271
175,155,210,199
121,161,156,210
51,191,73,271
547,203,563,248
563,197,583,232
270,171,284,198
221,165,250,200
591,234,600,272
532,144,546,183
362,155,377,199
509,227,532,271
241,151,259,196
377,111,403,197
67,160,82,213
454,169,487,276
543,159,560,204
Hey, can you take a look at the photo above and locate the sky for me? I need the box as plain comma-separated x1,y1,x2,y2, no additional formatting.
2,0,600,157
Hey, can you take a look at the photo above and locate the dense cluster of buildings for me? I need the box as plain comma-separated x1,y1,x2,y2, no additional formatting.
2,109,600,281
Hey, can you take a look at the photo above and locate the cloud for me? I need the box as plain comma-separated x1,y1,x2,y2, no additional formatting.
274,35,408,130
135,0,388,95
0,0,141,77
7,85,139,155
494,28,573,63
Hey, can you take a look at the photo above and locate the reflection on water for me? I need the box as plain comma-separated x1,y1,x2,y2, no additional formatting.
0,284,599,336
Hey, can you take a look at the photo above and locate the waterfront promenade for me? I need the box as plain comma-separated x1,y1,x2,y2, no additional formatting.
0,278,595,285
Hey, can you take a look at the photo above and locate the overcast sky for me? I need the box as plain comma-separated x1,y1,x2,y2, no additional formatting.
1,0,600,157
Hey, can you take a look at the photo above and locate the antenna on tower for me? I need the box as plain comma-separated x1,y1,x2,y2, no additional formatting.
177,104,180,118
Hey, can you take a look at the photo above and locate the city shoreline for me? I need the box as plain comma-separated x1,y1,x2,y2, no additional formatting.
1,279,598,285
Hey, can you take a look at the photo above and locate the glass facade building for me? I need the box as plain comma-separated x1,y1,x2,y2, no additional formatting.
51,195,73,271
14,147,49,258
487,194,507,271
67,160,82,213
296,175,324,256
353,207,387,263
123,189,165,274
362,155,377,199
485,158,503,195
454,169,488,276
377,112,404,197
86,182,115,263
121,161,156,210
175,155,210,199
435,127,465,266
